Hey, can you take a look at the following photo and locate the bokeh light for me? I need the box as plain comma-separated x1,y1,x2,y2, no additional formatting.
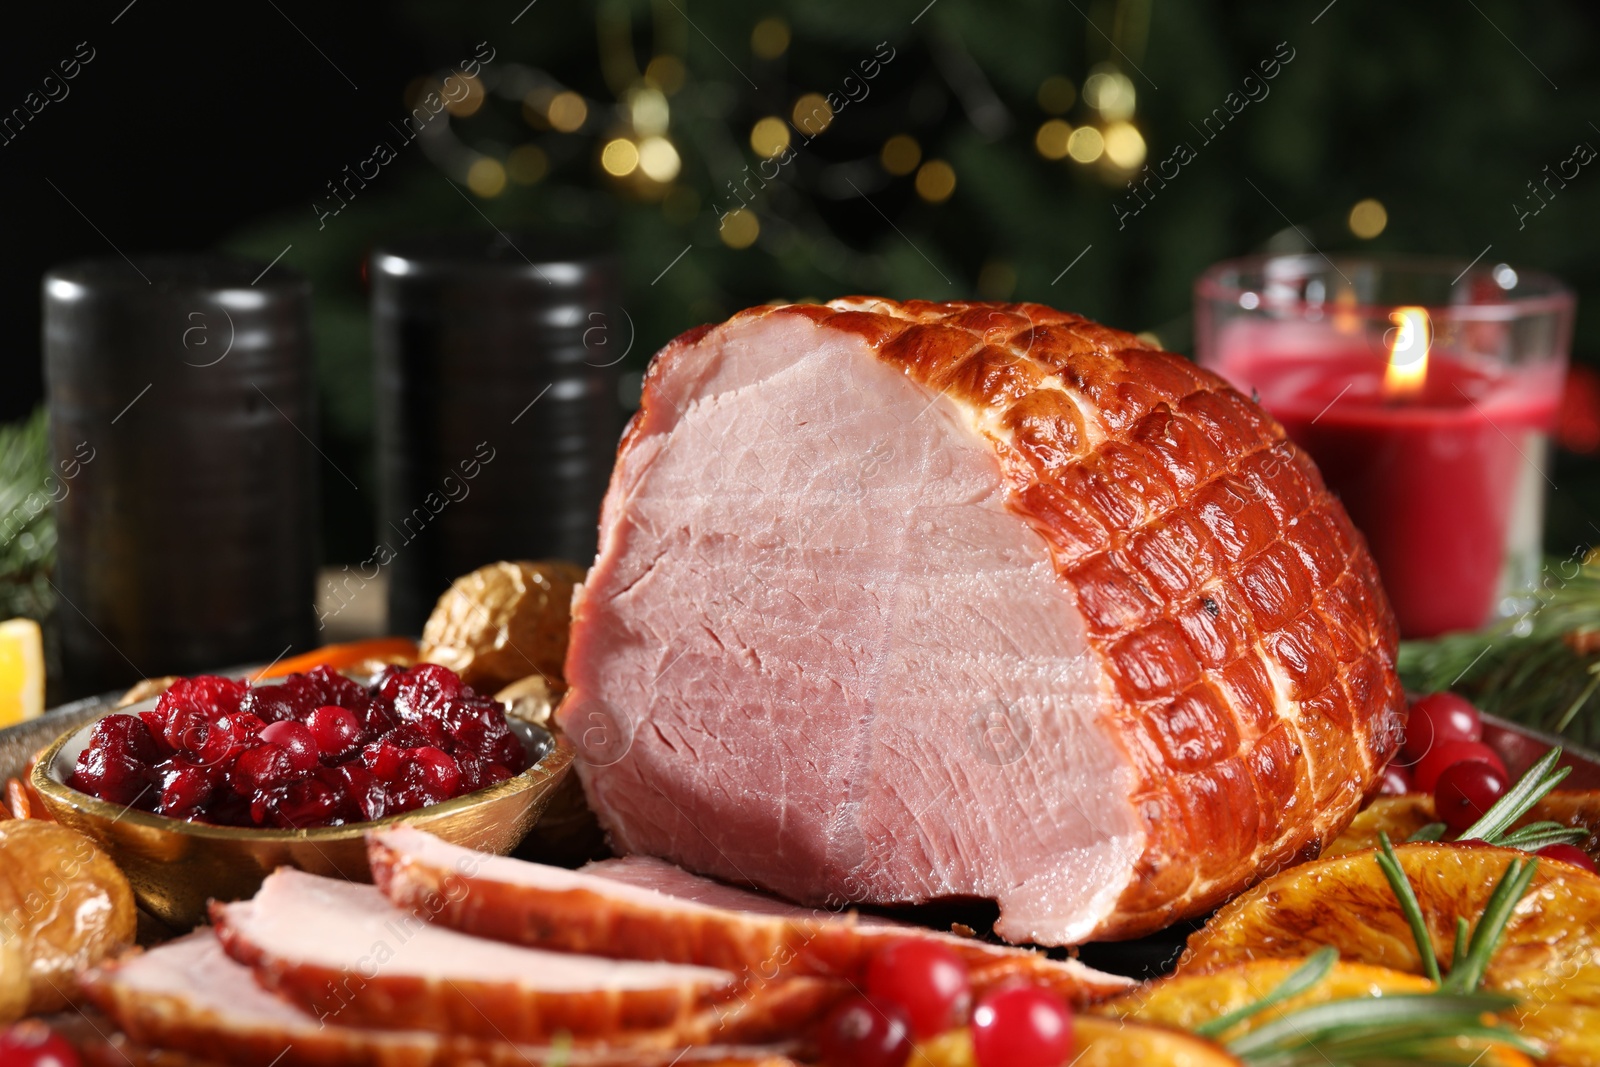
881,134,921,175
915,160,956,202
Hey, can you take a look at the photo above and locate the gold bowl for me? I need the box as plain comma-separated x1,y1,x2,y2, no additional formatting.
30,698,574,929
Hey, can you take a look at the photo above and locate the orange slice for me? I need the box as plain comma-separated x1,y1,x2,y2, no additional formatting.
913,1016,1240,1067
0,618,44,730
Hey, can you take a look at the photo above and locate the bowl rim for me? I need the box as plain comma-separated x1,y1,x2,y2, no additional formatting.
29,708,572,843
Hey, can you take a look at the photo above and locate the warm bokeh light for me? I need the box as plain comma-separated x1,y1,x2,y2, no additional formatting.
1083,68,1135,121
1036,75,1075,114
444,75,485,118
637,136,681,182
629,88,670,136
751,16,791,59
548,91,588,133
601,138,640,176
792,93,833,136
720,207,760,249
1349,198,1388,239
506,144,549,185
1066,125,1105,163
915,159,956,202
1103,121,1146,169
1034,119,1072,160
881,134,921,175
977,260,1017,300
1384,306,1432,398
465,157,506,198
645,55,686,94
750,116,791,158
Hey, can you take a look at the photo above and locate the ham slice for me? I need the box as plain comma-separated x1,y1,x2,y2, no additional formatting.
210,869,828,1044
80,931,804,1067
370,827,1130,1002
560,298,1406,943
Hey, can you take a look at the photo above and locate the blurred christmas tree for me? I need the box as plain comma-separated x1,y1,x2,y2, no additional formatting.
214,0,1600,562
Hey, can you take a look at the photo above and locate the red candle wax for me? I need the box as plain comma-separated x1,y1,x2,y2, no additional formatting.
1216,344,1558,638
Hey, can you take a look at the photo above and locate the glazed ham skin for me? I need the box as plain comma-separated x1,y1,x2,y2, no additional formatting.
561,297,1405,944
368,827,1129,1002
79,931,804,1067
210,869,757,1043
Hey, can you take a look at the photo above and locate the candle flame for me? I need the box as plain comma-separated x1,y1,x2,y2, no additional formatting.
1383,306,1431,399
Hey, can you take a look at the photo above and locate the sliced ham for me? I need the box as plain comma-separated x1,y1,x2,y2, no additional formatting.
79,931,804,1067
560,298,1405,943
369,827,1130,1003
210,869,831,1044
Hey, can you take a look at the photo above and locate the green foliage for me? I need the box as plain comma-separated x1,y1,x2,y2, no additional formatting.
1399,556,1600,746
0,408,56,622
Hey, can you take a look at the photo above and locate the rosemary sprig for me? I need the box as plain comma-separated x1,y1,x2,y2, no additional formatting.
1404,745,1587,849
1226,994,1540,1067
1199,837,1546,1064
1192,948,1336,1038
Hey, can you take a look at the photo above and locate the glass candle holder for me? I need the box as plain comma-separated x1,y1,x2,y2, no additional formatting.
1195,254,1573,639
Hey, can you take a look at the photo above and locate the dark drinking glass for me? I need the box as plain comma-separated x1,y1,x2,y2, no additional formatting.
43,255,318,695
371,231,623,634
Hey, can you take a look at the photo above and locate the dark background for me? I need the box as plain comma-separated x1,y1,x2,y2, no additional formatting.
3,0,1598,567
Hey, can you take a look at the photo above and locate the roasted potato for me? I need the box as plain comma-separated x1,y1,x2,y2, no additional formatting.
420,560,585,693
0,820,136,1013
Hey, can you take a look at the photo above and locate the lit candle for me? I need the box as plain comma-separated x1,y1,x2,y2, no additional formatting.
1196,256,1573,638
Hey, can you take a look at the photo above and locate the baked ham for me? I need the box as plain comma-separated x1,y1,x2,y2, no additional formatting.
210,869,830,1044
80,931,805,1067
560,297,1405,944
369,827,1129,1001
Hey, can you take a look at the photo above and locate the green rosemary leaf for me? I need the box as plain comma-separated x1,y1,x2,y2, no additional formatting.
1376,833,1440,984
1406,821,1448,843
1192,946,1338,1038
1458,747,1570,844
1447,857,1539,994
1451,916,1469,971
1226,992,1519,1057
1494,821,1589,851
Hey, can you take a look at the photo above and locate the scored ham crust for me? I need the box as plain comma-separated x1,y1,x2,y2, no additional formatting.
561,297,1406,943
369,827,1130,1002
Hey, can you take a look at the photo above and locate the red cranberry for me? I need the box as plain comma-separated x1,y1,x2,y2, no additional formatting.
865,940,972,1038
1399,692,1483,765
971,984,1074,1067
488,730,528,771
260,721,318,773
481,762,514,786
306,706,362,759
387,664,464,723
0,1021,81,1067
1378,763,1412,796
230,744,294,795
817,996,910,1067
157,758,218,818
275,778,341,827
1412,740,1507,795
360,740,407,783
1434,760,1508,833
322,764,386,822
1537,843,1598,873
409,746,461,796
